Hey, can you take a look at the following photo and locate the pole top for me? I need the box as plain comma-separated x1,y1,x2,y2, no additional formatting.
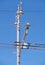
20,1,22,5
16,0,24,16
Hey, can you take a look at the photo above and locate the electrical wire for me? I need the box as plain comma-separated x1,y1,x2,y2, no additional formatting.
29,47,45,50
0,42,45,50
0,10,45,12
0,43,16,49
0,24,25,29
28,43,45,50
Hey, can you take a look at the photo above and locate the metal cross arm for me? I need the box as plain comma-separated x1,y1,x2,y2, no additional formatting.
14,42,30,49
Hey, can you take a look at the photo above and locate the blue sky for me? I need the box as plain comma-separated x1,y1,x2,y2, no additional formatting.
0,0,45,65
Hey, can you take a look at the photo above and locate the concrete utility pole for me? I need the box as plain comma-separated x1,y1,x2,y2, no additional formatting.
14,1,30,65
14,1,24,65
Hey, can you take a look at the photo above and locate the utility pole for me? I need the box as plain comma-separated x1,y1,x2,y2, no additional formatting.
14,1,30,65
14,1,24,65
